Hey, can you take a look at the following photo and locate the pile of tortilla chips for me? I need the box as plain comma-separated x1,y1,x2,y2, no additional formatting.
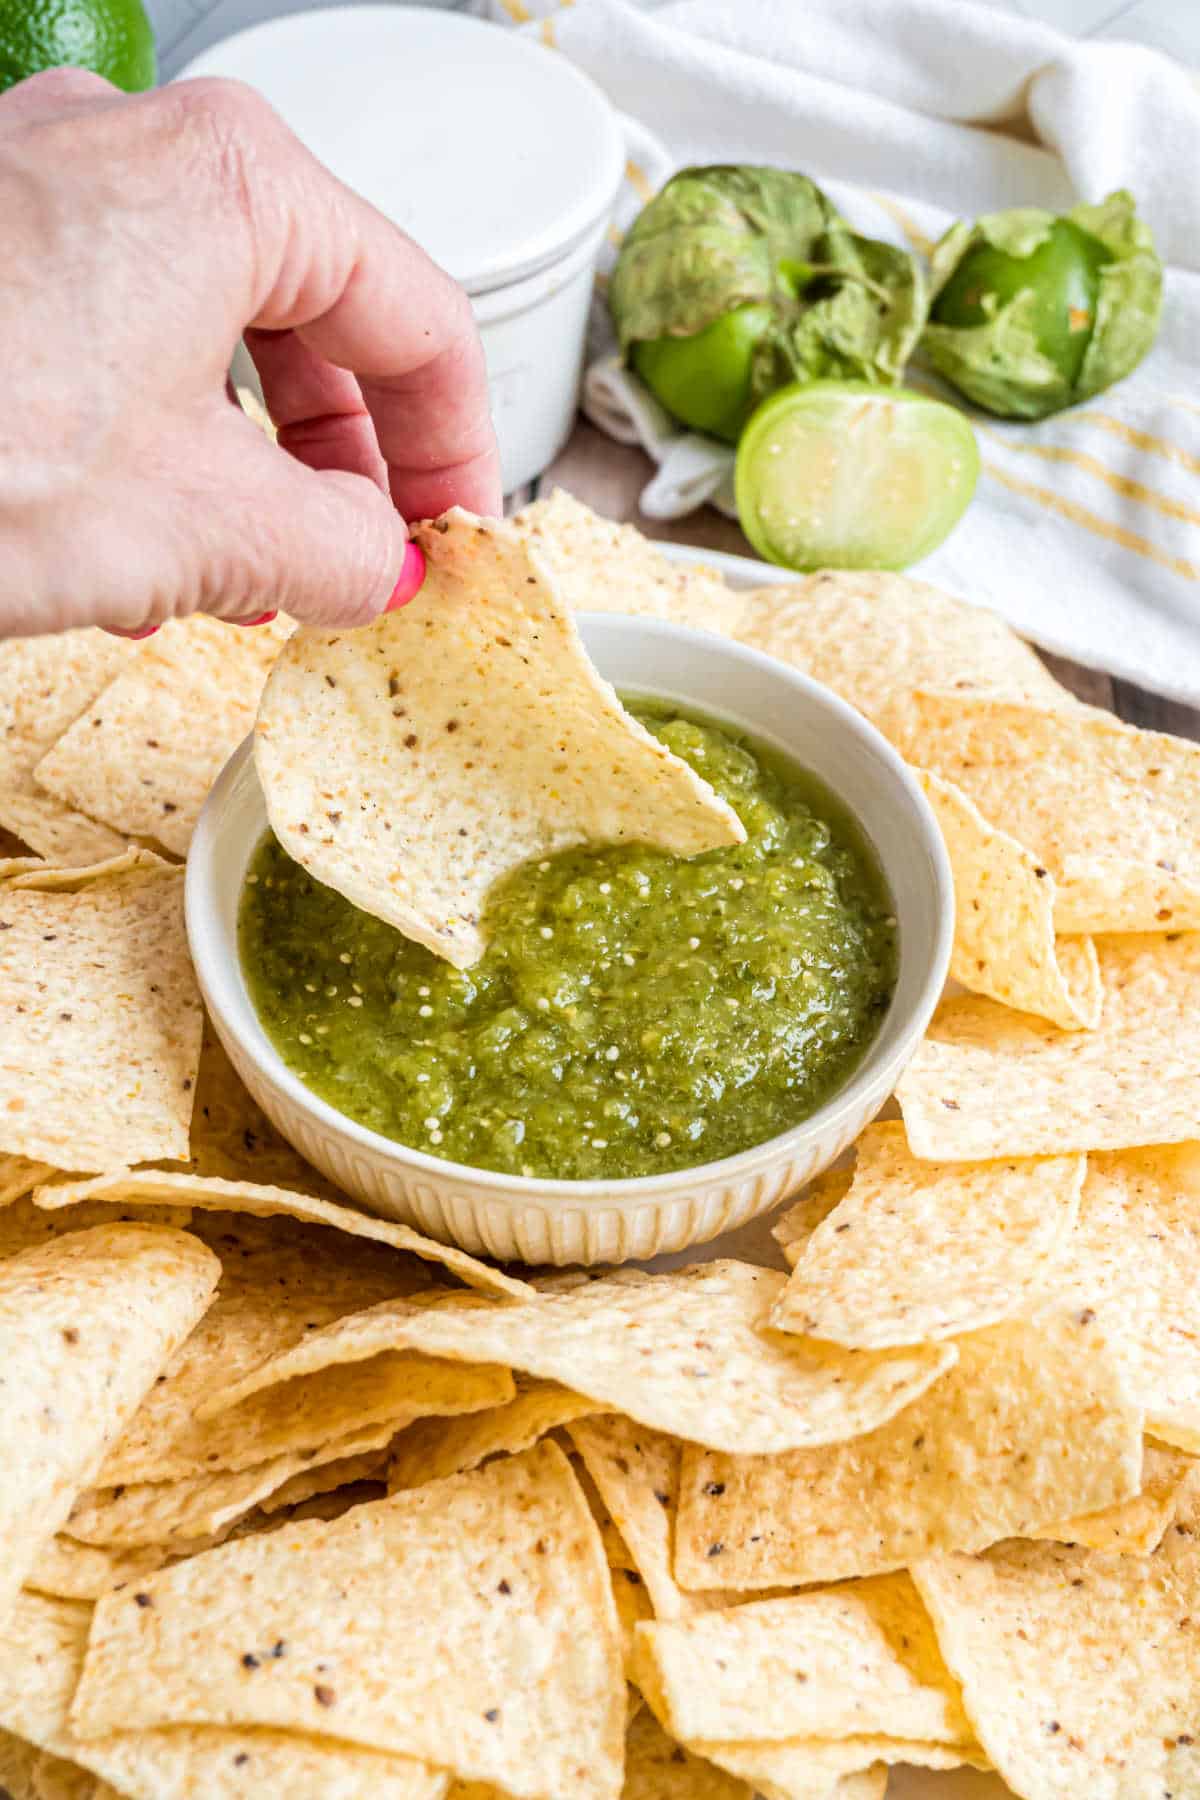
0,490,1198,1800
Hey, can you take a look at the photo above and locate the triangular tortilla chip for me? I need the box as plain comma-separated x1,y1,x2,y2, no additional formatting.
33,1170,533,1301
254,509,743,968
33,615,291,858
770,1122,1084,1346
896,933,1200,1161
673,1315,1141,1590
510,490,748,635
912,1488,1200,1800
918,771,1101,1029
894,692,1200,934
1032,1145,1200,1453
0,1591,447,1799
0,1224,217,1617
68,1421,398,1549
632,1574,973,1749
71,1444,625,1800
189,1262,955,1456
0,633,129,866
0,854,201,1169
734,571,1068,742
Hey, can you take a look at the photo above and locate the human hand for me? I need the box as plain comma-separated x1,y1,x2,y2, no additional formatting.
0,69,502,638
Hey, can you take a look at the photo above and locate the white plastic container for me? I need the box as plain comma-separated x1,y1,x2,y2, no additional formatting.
179,6,626,490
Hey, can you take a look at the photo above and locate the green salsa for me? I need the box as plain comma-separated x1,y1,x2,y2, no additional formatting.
240,703,897,1180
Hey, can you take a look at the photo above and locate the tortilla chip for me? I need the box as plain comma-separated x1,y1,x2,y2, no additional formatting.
0,1224,217,1617
1033,1442,1197,1554
574,1471,657,1680
24,1535,172,1602
1033,1145,1200,1452
254,508,743,969
510,490,747,635
733,571,1068,741
894,692,1200,934
0,1196,192,1262
33,615,290,859
35,1169,533,1301
632,1574,973,1748
387,1379,597,1492
0,1157,53,1209
261,1448,389,1514
912,1488,1200,1800
0,1590,449,1799
84,1208,431,1485
72,1443,626,1800
0,853,201,1169
770,1122,1084,1346
697,1739,902,1800
68,1421,400,1548
568,1417,766,1621
211,1262,955,1456
621,1707,751,1799
112,1347,511,1492
674,1313,1140,1591
896,932,1200,1161
919,771,1101,1029
771,1170,853,1270
0,633,130,866
703,1739,987,1799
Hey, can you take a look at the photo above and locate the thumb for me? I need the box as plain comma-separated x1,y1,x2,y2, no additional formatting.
208,421,413,629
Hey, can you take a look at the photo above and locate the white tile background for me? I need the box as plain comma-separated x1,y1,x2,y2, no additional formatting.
148,0,1200,82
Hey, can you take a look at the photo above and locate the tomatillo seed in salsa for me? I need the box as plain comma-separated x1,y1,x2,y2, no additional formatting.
240,703,898,1180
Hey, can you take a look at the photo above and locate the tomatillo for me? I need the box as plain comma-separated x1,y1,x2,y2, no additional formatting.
611,166,926,441
735,381,979,572
632,303,774,444
921,191,1162,420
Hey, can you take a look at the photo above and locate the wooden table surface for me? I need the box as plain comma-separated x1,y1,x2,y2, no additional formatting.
518,416,1200,746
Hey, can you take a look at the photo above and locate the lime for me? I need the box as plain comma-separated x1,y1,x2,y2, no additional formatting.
735,381,979,572
0,0,156,94
632,303,774,445
932,217,1112,389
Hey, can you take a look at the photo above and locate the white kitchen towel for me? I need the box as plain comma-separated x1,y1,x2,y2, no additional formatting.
488,0,1200,705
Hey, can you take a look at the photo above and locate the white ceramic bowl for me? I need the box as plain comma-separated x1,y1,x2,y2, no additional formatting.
187,613,952,1266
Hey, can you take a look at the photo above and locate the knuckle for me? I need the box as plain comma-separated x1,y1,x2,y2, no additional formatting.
10,66,116,105
168,75,272,138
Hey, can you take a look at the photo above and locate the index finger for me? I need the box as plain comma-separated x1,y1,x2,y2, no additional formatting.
181,78,503,520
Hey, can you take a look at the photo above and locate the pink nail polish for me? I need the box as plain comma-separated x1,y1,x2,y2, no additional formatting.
103,624,160,640
386,541,426,612
233,611,279,628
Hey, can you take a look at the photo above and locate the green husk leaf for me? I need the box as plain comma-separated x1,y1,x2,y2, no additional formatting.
1070,190,1163,403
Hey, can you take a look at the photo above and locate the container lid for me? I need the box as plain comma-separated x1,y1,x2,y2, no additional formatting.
178,6,625,296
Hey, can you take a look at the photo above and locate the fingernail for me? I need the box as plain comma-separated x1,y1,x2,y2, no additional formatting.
103,624,160,640
386,541,426,612
233,611,278,628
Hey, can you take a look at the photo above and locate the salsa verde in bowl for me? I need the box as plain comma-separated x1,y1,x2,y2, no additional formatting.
187,612,953,1266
